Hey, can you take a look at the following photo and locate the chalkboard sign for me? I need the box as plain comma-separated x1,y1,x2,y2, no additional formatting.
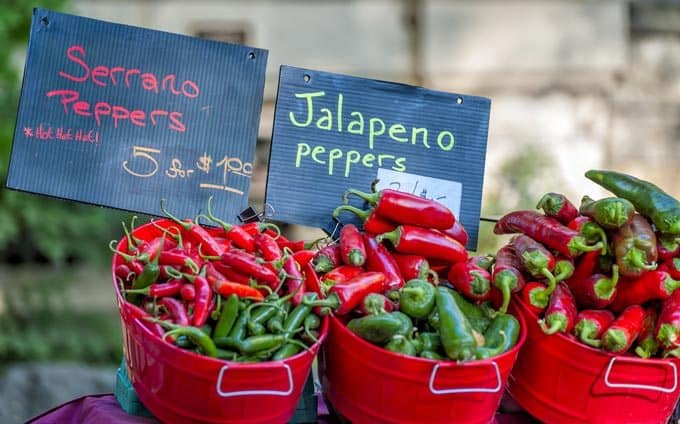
266,66,490,249
7,9,268,221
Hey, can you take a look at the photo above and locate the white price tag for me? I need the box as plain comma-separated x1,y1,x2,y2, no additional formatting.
375,168,462,219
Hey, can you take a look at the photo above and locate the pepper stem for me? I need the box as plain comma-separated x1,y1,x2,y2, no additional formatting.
494,271,517,314
595,265,619,300
348,250,365,267
541,268,557,294
536,193,563,216
575,320,601,347
342,188,379,205
603,329,628,353
160,198,192,231
332,204,371,221
568,238,604,256
205,195,234,232
375,227,402,248
539,315,566,335
528,287,549,310
470,271,490,296
302,292,341,312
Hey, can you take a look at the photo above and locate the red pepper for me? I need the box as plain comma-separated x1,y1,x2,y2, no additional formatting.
160,201,224,257
339,224,367,266
393,254,433,282
221,250,280,288
283,256,305,305
447,261,491,302
115,264,135,285
602,305,645,353
190,274,212,327
123,302,165,338
539,283,577,335
125,279,183,298
211,262,251,285
159,249,200,273
302,262,323,297
313,244,342,273
492,245,526,314
240,221,281,237
664,258,680,280
469,254,494,270
441,220,468,247
332,204,397,235
377,225,467,263
254,233,283,262
520,281,550,316
567,250,600,286
344,188,455,230
573,309,615,348
536,192,579,224
212,280,264,301
510,234,556,286
364,234,405,290
202,197,256,252
494,211,603,257
322,265,364,287
303,272,387,315
293,250,316,268
568,216,608,246
655,289,680,350
568,265,620,309
356,293,394,315
159,297,189,326
635,306,660,358
657,234,680,261
180,284,196,301
608,270,680,313
553,255,575,282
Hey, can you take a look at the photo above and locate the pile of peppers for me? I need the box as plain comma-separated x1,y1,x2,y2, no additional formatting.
313,187,521,361
495,170,680,358
112,198,324,362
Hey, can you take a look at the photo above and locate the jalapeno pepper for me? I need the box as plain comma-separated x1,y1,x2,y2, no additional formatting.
567,216,608,246
385,335,417,357
150,319,218,357
494,211,604,257
536,192,579,224
436,286,476,361
304,272,386,315
573,309,614,348
483,313,521,354
213,294,240,339
377,225,468,263
539,283,577,335
568,265,620,309
635,306,660,358
333,204,398,235
347,312,405,344
579,195,635,230
613,214,658,279
344,188,455,230
602,305,645,353
399,279,436,319
159,297,190,326
364,234,405,290
585,169,680,235
220,250,280,288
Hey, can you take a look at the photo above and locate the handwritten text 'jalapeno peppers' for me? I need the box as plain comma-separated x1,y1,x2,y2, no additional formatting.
289,91,456,178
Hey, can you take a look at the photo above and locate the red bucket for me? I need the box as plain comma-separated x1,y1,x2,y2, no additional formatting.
508,298,680,424
112,219,328,424
320,312,527,424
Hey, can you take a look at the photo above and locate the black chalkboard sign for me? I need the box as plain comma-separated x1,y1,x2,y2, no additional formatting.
7,9,268,221
265,66,490,249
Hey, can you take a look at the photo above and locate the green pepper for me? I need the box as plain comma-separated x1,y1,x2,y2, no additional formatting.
215,348,238,360
447,288,492,333
427,309,440,331
213,294,240,339
613,214,658,278
384,335,417,356
417,332,442,353
419,350,444,360
580,195,635,230
399,279,436,319
474,336,507,360
266,301,291,334
585,169,680,235
149,318,217,357
391,311,414,337
272,343,302,360
239,334,287,355
282,293,317,334
175,335,193,349
483,313,520,354
227,310,249,341
347,312,404,344
436,286,476,361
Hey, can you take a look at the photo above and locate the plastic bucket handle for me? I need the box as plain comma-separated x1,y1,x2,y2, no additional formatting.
428,360,502,395
603,356,678,394
216,362,294,398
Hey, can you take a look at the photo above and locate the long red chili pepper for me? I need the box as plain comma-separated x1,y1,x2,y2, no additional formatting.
364,234,404,290
567,250,600,286
321,265,363,287
191,275,212,327
211,262,251,285
448,260,491,302
240,221,281,237
510,234,556,288
180,284,196,301
519,281,550,316
494,211,603,257
635,306,660,358
303,272,387,315
220,250,280,288
160,200,224,257
568,216,608,246
393,254,433,282
339,224,367,266
313,244,342,273
125,279,183,298
159,249,200,273
568,265,620,309
344,188,455,230
283,256,305,305
254,233,283,262
441,220,468,247
539,283,577,335
293,250,316,268
377,225,467,263
536,192,579,224
608,270,680,313
302,262,323,297
656,289,680,350
159,297,189,326
492,245,526,314
602,305,645,353
212,280,264,301
332,204,396,235
203,196,256,251
573,309,615,348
